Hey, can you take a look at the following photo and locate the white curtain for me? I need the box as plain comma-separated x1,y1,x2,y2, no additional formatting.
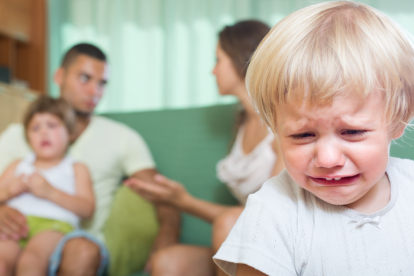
48,0,414,113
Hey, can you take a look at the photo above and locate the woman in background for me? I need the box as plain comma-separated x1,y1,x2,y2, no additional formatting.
126,20,285,276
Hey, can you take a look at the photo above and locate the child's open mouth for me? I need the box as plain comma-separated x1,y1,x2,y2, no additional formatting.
309,174,360,185
41,141,51,147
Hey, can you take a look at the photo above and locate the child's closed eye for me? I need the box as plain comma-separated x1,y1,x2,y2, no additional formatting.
340,129,368,141
290,130,367,141
291,132,315,140
341,129,367,136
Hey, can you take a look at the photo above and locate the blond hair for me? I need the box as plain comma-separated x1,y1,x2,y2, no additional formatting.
247,1,414,133
24,96,76,142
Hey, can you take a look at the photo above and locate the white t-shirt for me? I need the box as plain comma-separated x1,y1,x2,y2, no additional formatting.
0,116,155,242
216,126,276,205
8,154,79,228
214,157,414,276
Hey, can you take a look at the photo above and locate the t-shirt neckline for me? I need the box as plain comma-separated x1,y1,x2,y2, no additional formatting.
69,116,97,152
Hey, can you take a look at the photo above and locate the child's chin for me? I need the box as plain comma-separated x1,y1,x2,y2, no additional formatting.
36,151,60,160
316,193,356,206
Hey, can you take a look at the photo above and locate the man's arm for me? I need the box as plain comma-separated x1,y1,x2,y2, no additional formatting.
0,124,30,240
0,206,27,240
129,168,181,270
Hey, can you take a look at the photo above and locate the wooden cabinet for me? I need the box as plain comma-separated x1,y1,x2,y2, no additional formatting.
0,0,46,93
0,0,31,41
0,0,45,134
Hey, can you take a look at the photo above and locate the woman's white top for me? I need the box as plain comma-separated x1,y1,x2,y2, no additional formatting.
214,157,414,276
216,126,276,205
7,153,79,228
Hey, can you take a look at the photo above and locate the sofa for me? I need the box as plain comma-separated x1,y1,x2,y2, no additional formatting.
101,103,414,276
102,103,239,276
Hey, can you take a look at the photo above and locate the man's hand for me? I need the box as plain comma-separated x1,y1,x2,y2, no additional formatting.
0,205,27,240
25,172,55,200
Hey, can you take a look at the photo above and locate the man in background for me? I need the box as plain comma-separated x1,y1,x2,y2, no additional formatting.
0,43,180,275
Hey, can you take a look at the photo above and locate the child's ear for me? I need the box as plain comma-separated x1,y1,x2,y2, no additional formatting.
391,123,406,140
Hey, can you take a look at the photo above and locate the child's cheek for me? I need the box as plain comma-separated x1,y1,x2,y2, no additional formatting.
281,143,312,183
54,128,69,145
348,135,389,180
30,135,42,152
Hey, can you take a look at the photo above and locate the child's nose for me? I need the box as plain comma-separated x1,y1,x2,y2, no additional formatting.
39,126,49,136
314,138,345,168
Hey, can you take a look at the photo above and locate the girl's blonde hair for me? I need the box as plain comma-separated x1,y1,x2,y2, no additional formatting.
247,1,414,133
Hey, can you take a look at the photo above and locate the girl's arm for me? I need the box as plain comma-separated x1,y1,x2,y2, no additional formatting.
236,264,267,276
125,175,231,223
28,163,95,219
0,160,26,203
271,138,285,176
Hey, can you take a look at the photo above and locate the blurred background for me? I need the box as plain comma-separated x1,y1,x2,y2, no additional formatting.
1,0,414,131
49,0,414,113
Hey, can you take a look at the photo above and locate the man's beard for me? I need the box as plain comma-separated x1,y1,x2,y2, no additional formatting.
61,81,94,119
74,109,92,118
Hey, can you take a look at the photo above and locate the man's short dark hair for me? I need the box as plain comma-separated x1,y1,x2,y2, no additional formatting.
61,43,107,68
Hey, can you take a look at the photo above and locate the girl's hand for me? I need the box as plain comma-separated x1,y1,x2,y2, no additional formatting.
25,172,55,199
124,174,188,207
7,175,29,198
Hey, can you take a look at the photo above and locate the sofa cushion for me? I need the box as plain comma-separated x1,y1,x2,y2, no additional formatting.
128,272,149,276
104,103,239,247
104,186,158,276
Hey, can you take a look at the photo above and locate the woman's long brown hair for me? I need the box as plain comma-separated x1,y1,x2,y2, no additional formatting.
218,20,270,147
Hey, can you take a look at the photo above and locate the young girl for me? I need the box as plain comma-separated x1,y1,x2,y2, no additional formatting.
125,20,285,275
0,96,94,276
213,1,414,275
